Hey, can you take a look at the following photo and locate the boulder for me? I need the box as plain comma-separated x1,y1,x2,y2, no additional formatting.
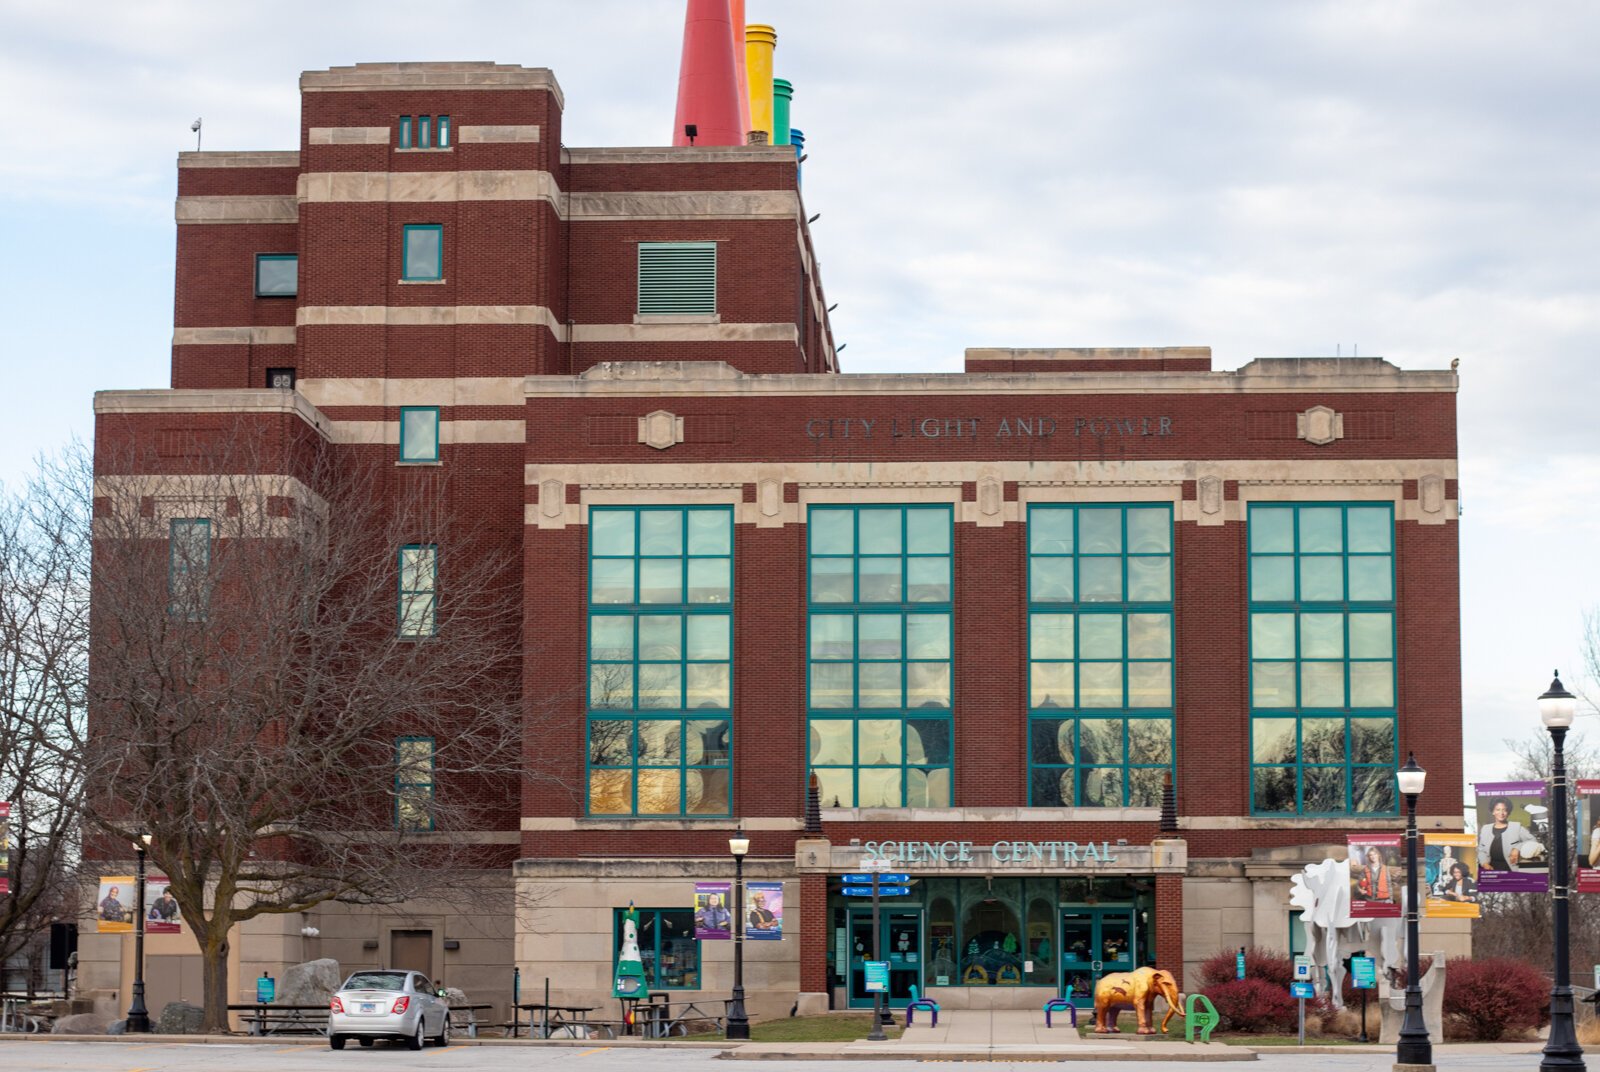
278,958,343,1006
51,1012,111,1035
106,1018,128,1035
443,987,468,1005
156,1001,206,1035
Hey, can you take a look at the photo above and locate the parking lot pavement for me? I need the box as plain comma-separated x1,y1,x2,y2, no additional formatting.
0,1041,1549,1072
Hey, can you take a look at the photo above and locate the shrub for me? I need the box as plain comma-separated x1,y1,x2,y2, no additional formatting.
1203,977,1302,1033
1443,957,1546,1041
1196,946,1295,989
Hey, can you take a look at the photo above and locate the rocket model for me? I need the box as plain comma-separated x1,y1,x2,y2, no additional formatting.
613,901,649,998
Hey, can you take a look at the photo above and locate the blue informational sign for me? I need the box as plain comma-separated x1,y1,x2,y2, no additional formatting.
257,974,275,1003
844,885,911,897
864,961,889,993
1291,981,1315,1000
1235,951,1246,980
841,873,911,884
1350,956,1377,990
842,885,876,897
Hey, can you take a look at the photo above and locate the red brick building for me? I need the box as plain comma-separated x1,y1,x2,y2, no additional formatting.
86,61,1463,1021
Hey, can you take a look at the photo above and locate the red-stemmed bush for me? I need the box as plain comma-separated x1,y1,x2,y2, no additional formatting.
1203,977,1304,1032
1443,957,1547,1041
1197,946,1295,989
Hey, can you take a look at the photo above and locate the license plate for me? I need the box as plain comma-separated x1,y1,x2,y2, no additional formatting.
360,1003,377,1013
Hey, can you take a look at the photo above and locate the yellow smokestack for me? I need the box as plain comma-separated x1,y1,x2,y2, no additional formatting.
745,24,776,143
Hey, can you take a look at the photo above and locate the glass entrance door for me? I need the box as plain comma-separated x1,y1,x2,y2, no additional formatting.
847,907,923,1008
1059,907,1136,1006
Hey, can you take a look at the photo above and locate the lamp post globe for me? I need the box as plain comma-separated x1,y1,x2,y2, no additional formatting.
1394,753,1431,1070
725,828,751,1041
1538,672,1585,1072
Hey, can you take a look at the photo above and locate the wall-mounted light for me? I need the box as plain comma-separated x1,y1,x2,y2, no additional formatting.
807,213,821,223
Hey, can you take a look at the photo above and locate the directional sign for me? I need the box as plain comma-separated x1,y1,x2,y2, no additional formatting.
844,885,910,897
842,885,877,897
1290,981,1315,1000
841,873,910,884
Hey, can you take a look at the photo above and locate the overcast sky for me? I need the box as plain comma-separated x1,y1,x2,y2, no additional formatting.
3,0,1595,800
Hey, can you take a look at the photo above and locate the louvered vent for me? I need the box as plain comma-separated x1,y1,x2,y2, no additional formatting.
637,241,717,315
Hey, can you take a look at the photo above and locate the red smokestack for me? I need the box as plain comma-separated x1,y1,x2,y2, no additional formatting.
672,0,744,146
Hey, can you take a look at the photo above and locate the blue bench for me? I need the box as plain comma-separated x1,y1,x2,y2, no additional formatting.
1043,989,1078,1029
905,985,940,1028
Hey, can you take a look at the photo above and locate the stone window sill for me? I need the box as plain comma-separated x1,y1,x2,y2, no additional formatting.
633,313,720,325
398,278,447,285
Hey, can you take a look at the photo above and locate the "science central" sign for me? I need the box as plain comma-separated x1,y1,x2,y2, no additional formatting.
861,839,1122,866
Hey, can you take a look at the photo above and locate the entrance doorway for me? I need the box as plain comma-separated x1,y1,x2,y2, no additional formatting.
389,930,433,976
846,907,922,1008
1059,907,1135,1006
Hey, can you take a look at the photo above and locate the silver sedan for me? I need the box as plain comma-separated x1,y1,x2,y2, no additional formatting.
328,970,450,1050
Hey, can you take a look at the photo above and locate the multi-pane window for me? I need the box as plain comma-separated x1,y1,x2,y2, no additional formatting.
637,242,717,315
254,253,297,297
613,909,699,989
402,225,443,281
807,505,953,809
168,518,211,621
399,407,440,462
587,507,733,816
1248,503,1397,815
395,737,435,831
398,115,451,149
1026,505,1174,808
398,545,437,638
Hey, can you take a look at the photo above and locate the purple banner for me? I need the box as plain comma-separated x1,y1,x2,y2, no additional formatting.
745,882,783,940
694,882,732,940
1475,781,1550,893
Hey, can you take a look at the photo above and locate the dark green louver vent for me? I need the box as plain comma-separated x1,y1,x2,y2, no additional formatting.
637,242,717,315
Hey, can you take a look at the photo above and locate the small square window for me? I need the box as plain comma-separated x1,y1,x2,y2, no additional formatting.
402,225,443,281
255,254,297,297
266,368,296,390
400,407,440,462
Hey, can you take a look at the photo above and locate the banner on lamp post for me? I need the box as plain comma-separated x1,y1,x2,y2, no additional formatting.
1474,781,1550,893
745,881,783,940
96,875,135,933
1423,832,1480,918
144,875,182,934
1575,781,1600,894
1347,834,1403,918
694,881,732,940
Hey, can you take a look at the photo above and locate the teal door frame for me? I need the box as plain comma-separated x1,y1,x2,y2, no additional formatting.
1058,906,1137,1006
846,906,923,1009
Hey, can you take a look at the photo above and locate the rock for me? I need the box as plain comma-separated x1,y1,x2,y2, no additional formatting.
443,987,468,1005
278,958,343,1006
107,1019,128,1035
51,1013,111,1035
157,1001,206,1035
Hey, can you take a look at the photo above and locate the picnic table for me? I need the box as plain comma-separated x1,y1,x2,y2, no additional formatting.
630,997,728,1038
516,1002,598,1039
448,1003,494,1038
228,1003,329,1036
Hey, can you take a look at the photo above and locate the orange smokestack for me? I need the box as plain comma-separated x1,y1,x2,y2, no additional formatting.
672,0,744,146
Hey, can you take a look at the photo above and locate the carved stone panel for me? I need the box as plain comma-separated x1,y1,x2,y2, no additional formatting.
540,479,564,519
1419,474,1445,515
637,410,684,450
1198,476,1224,517
977,476,1003,517
758,478,783,518
1296,406,1345,446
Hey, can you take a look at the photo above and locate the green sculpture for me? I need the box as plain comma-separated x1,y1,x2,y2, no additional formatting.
1184,993,1220,1043
612,901,650,999
1003,932,1019,954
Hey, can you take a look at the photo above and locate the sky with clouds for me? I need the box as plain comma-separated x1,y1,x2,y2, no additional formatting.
2,0,1596,800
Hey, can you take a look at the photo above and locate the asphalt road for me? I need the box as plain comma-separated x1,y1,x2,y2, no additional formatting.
0,1043,1550,1072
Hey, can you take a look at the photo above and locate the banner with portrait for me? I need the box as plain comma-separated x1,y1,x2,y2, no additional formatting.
1577,780,1600,894
0,802,10,896
1424,832,1480,918
1347,834,1403,918
745,881,783,940
694,881,732,940
144,875,182,934
1475,781,1550,892
96,875,135,932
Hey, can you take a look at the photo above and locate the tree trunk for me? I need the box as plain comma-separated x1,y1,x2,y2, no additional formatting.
197,924,232,1033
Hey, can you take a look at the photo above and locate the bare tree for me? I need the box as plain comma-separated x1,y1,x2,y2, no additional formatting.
87,422,537,1030
0,444,91,988
1578,610,1600,717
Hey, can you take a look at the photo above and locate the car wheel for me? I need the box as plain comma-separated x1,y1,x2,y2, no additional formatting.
407,1019,425,1051
329,1035,346,1050
359,1038,374,1047
434,1014,449,1047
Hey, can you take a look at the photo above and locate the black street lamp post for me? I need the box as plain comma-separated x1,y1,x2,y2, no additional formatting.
126,832,153,1033
1395,753,1430,1070
1539,672,1585,1072
726,828,751,1041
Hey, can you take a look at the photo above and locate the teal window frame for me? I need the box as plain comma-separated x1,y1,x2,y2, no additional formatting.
417,115,432,149
398,115,412,148
806,504,954,810
402,224,443,281
398,544,438,638
395,736,435,831
1248,502,1398,816
254,253,298,297
613,908,700,990
1025,504,1175,808
399,406,441,463
586,506,734,817
168,518,211,622
436,115,451,148
637,241,717,316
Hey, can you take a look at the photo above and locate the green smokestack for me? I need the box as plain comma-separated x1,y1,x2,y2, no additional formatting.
773,78,793,157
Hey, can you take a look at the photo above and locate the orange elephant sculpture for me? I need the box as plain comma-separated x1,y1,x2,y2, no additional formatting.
1092,967,1184,1035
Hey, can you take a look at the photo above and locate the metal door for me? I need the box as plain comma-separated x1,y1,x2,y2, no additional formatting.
1058,907,1136,1007
846,907,922,1009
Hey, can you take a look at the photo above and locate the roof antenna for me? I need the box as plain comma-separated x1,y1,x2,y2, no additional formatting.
1353,344,1358,356
1336,344,1341,357
190,118,203,152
